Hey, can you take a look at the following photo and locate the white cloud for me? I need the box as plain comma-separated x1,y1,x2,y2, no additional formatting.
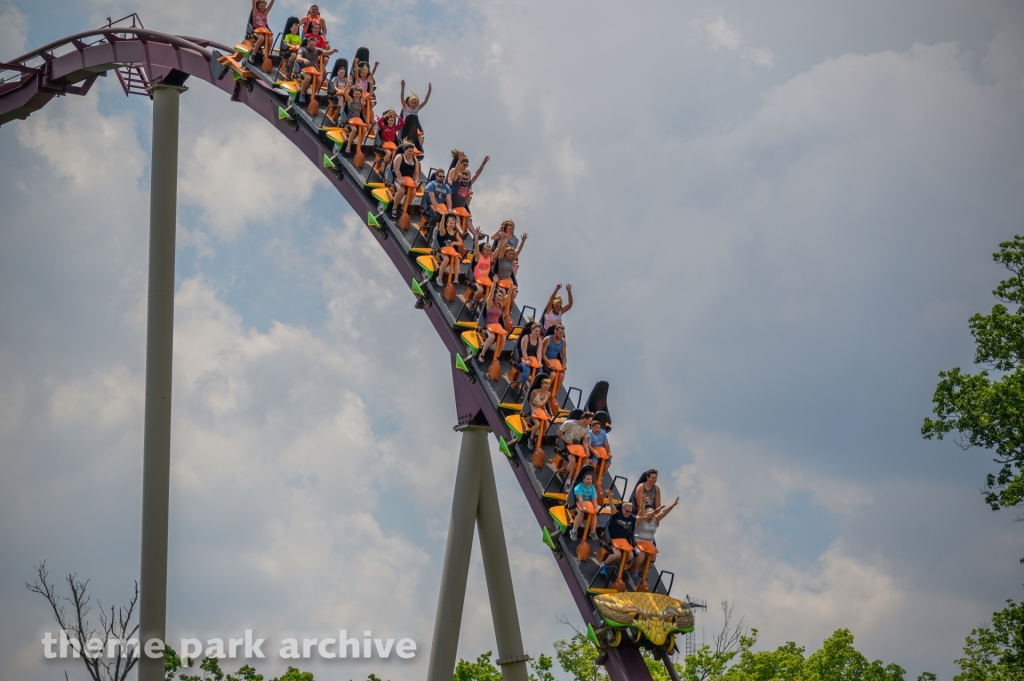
0,4,27,61
178,118,325,240
406,44,444,68
696,13,775,67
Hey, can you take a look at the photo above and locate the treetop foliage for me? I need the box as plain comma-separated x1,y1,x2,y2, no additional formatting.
923,235,1024,512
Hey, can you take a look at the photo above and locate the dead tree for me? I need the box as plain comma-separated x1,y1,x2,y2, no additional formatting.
27,561,139,681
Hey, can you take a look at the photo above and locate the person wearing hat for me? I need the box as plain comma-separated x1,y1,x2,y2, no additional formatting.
543,283,573,335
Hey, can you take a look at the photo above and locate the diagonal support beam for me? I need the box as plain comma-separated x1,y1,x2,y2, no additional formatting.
426,425,528,681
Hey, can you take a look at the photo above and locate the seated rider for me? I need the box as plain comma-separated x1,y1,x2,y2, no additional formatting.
569,471,598,541
464,226,494,302
558,410,593,488
542,324,568,411
325,57,349,121
543,283,573,334
448,156,489,234
341,85,369,153
493,233,527,311
517,321,544,383
433,213,464,288
477,285,510,365
296,37,336,105
304,19,327,49
422,167,451,229
376,109,404,167
391,142,421,218
399,80,431,152
299,4,327,38
633,497,679,573
278,17,302,78
588,419,611,458
602,501,641,576
526,375,553,452
249,0,276,65
632,469,662,517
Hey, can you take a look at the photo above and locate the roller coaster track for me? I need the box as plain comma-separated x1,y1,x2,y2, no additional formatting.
0,26,691,681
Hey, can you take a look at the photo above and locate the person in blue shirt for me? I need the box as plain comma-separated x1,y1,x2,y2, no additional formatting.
422,168,451,230
588,420,611,456
569,472,598,541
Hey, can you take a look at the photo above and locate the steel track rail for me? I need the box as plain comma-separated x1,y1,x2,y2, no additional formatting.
0,28,667,681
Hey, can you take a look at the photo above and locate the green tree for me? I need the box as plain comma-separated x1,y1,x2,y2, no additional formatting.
954,597,1024,681
453,651,503,681
923,235,1024,513
553,633,609,681
721,630,805,681
803,629,904,681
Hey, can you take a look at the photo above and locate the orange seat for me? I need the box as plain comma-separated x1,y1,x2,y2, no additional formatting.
524,357,541,369
399,176,417,188
486,323,508,336
382,141,397,151
475,275,493,287
611,538,633,552
452,207,471,218
566,444,586,458
591,445,610,460
532,408,551,421
636,541,658,555
434,204,449,214
577,500,597,515
546,359,564,372
254,27,273,36
348,118,368,127
497,278,513,289
302,66,321,76
440,246,460,257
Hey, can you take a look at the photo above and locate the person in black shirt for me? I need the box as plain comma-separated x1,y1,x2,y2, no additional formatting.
602,501,641,575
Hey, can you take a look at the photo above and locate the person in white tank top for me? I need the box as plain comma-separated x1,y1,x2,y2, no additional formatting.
543,283,573,334
632,497,680,574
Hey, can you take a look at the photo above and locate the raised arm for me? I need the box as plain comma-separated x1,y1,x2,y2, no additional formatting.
370,61,379,77
473,226,484,257
400,79,406,108
655,498,679,522
562,283,574,313
471,155,490,184
545,284,562,314
513,233,528,258
267,0,276,11
419,83,432,109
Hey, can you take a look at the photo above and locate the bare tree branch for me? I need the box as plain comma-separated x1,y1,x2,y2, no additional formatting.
26,562,139,681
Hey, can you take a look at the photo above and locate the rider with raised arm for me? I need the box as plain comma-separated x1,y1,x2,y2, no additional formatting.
300,4,327,38
543,283,573,334
296,37,336,105
249,0,276,68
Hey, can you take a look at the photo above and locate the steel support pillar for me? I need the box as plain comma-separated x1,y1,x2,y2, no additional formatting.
426,426,528,681
138,82,186,681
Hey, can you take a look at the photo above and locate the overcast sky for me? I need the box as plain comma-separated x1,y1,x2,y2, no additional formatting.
2,1,1024,680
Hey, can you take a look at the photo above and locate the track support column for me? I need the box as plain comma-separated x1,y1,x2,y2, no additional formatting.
426,425,528,681
477,438,529,681
138,82,186,681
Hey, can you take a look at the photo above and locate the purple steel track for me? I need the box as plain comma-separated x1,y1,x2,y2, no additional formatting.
0,28,656,681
